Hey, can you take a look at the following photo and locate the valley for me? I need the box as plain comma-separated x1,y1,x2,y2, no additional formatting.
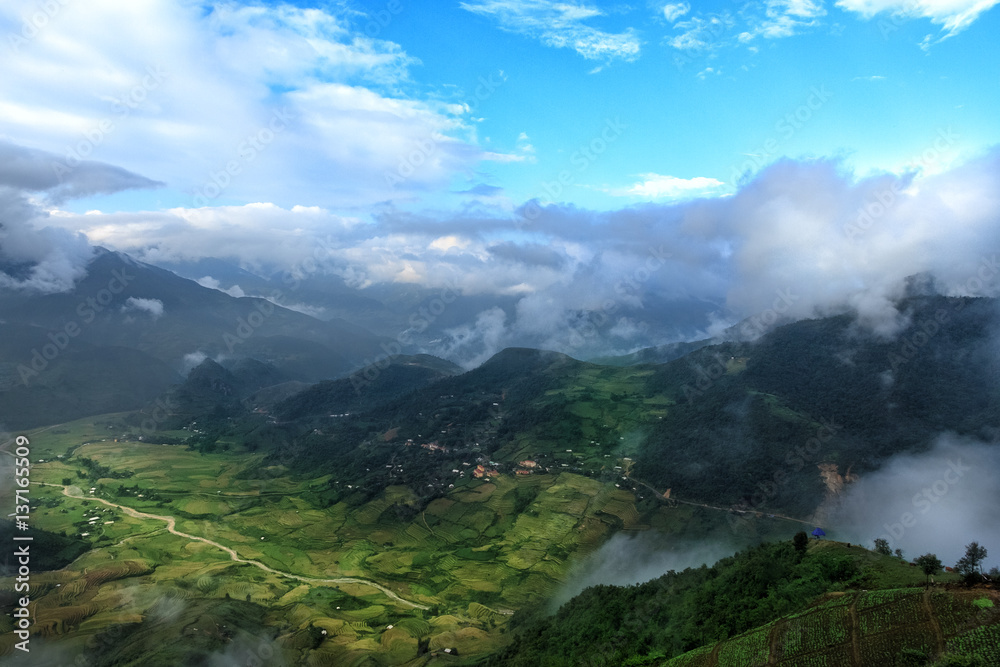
2,294,999,665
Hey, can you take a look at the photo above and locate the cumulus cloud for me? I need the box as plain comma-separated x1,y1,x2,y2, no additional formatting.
35,147,1000,362
0,142,158,293
0,1,497,208
431,307,510,369
825,434,1000,571
197,276,246,298
742,0,827,40
122,296,165,319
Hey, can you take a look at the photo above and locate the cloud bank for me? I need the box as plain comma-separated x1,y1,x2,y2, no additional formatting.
826,434,1000,571
0,141,159,293
31,145,998,363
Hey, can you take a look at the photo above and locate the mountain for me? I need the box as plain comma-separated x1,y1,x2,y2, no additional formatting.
149,256,725,358
225,295,1000,526
588,339,714,366
10,294,999,665
1,248,388,375
0,248,396,428
274,353,463,421
0,321,181,429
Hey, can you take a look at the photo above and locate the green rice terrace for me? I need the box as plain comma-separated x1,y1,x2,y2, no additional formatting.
1,413,706,665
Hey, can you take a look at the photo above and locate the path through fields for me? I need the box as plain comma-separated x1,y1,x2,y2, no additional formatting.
35,482,430,610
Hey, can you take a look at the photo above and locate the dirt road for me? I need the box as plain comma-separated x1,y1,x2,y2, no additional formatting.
37,482,430,610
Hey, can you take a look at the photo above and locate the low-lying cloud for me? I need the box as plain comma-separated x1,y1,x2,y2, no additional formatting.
550,532,738,610
825,434,1000,571
19,145,1000,364
122,296,165,319
0,142,161,294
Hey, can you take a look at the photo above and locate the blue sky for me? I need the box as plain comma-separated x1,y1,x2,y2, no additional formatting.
2,0,999,355
2,0,997,215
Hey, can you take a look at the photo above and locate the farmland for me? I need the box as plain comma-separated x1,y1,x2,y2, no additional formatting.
663,587,1000,667
0,413,687,664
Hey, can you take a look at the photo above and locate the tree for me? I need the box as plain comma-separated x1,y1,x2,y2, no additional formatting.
873,538,892,556
915,553,942,585
894,548,904,560
955,541,988,585
793,531,809,555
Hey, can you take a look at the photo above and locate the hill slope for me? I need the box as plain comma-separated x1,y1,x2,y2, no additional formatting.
490,539,999,667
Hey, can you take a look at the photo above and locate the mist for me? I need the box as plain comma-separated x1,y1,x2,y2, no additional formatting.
825,434,1000,571
549,532,739,610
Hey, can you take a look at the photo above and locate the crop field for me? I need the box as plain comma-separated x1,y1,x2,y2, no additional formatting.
2,414,665,663
945,620,1000,664
669,587,1000,667
777,606,851,658
714,624,772,666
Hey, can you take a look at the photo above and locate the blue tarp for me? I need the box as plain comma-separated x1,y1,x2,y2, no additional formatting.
812,528,826,537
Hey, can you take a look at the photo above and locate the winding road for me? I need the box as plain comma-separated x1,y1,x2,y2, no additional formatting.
35,482,430,610
627,475,820,528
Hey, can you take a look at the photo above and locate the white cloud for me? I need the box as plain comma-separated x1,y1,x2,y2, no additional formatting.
34,148,1000,356
836,0,1000,38
668,14,735,50
196,276,246,298
662,2,691,22
0,1,492,208
741,0,827,41
122,297,165,319
613,173,727,199
460,0,642,62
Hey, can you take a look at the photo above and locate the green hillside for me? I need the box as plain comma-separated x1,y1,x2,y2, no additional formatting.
490,540,999,667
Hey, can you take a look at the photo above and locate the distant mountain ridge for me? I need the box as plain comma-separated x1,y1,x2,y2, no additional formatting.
0,248,393,428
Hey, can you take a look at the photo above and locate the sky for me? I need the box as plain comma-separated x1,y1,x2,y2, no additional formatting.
1,0,999,355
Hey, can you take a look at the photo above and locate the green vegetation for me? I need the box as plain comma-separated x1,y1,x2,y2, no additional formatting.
4,295,1000,664
489,540,867,666
494,539,997,667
